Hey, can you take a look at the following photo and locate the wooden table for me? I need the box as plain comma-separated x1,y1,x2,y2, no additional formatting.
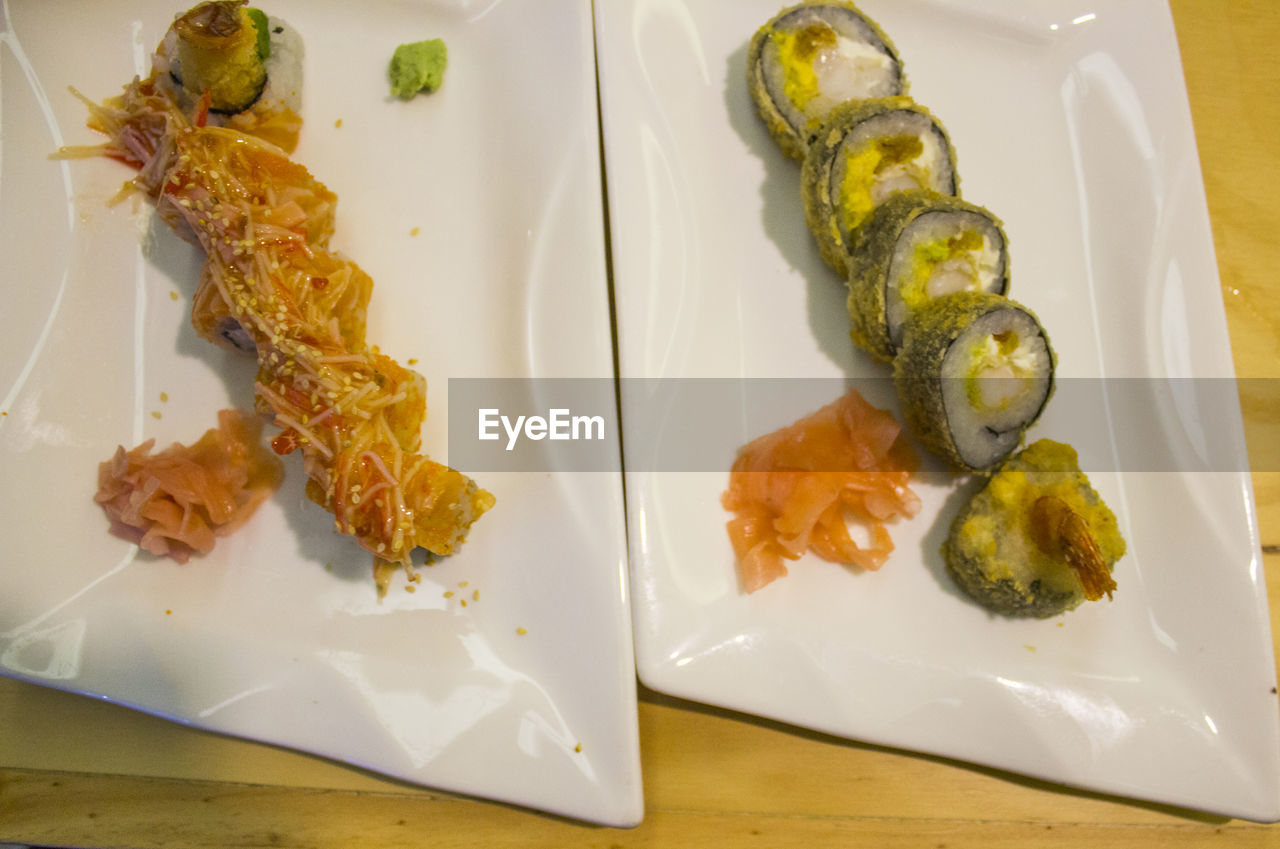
3,0,1278,845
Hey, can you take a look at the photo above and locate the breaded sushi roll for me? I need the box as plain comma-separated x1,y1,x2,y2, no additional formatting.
894,291,1053,473
847,192,1009,361
945,439,1123,617
154,1,304,151
747,1,906,162
801,97,958,277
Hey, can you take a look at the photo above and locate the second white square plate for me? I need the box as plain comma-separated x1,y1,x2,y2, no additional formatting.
597,0,1279,820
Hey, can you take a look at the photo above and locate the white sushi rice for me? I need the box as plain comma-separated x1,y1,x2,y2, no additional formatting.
939,307,1052,470
258,14,303,115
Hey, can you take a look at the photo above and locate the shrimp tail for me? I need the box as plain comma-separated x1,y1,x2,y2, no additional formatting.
1030,495,1116,601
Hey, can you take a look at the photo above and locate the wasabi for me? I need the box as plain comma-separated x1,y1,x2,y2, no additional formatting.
389,39,448,99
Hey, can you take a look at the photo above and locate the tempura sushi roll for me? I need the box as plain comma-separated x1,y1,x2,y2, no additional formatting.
945,439,1123,617
847,192,1009,361
801,97,958,278
155,1,304,151
894,291,1053,473
747,1,906,162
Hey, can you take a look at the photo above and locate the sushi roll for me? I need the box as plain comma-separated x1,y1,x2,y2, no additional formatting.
801,97,958,278
894,291,1053,473
847,192,1009,361
747,1,906,162
154,1,305,152
945,439,1123,617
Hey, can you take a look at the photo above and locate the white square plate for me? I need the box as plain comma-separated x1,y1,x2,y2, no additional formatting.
597,0,1280,820
0,0,641,826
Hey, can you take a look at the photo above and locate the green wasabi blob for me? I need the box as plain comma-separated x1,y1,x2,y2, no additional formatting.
246,8,270,60
389,39,448,99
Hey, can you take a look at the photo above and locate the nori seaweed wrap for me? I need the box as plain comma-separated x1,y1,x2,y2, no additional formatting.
747,1,905,163
893,291,1053,473
944,439,1124,617
847,192,1009,361
801,97,958,278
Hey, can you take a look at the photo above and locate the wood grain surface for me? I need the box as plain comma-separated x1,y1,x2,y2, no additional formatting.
3,0,1279,846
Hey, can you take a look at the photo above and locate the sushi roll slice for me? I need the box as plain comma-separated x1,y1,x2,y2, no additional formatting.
894,291,1053,473
847,192,1009,361
945,439,1124,617
154,1,305,152
747,1,906,162
801,97,958,278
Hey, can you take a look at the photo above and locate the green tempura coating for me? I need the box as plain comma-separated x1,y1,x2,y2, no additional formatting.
389,39,448,99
